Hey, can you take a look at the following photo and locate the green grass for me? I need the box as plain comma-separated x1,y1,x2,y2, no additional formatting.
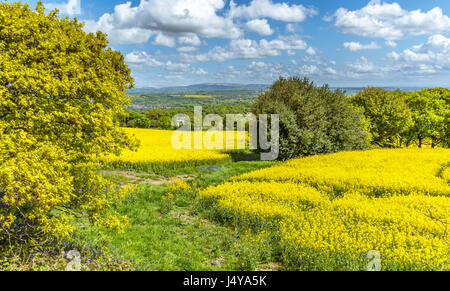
103,157,232,177
79,160,278,271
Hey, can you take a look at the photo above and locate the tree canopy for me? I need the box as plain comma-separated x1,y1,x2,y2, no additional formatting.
404,88,450,148
254,77,368,160
0,2,137,243
351,88,413,148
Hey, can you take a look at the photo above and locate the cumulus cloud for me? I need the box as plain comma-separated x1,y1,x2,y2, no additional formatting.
83,0,320,45
347,56,376,73
324,67,337,75
83,0,242,44
176,46,199,53
331,1,450,40
343,41,381,51
246,19,274,36
178,34,202,46
306,47,316,55
179,35,308,63
125,51,208,75
385,40,398,48
153,33,177,47
387,34,450,73
46,0,81,16
229,0,317,22
213,59,337,84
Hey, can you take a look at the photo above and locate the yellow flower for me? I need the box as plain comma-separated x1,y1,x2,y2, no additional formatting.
200,149,450,270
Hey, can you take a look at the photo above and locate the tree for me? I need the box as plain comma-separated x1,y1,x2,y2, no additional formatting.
0,2,138,244
123,111,151,128
351,88,412,148
404,88,450,148
254,77,368,160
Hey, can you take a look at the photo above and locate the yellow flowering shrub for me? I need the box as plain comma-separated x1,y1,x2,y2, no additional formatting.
200,149,450,270
0,2,139,243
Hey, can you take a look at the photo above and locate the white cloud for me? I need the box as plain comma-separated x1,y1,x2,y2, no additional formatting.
83,0,320,45
125,51,164,67
125,51,208,75
343,41,381,51
331,1,450,40
385,40,397,48
176,46,199,53
229,0,317,22
324,67,337,75
347,56,376,73
246,19,274,36
178,34,202,46
153,33,176,47
214,60,329,84
83,19,155,44
286,23,295,32
306,47,316,55
46,0,81,16
83,0,242,44
180,35,308,63
387,34,450,72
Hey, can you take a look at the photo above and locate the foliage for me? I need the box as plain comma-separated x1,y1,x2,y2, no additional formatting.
0,237,138,271
403,88,450,148
254,77,368,160
351,88,413,147
122,102,254,130
0,2,137,244
200,149,450,270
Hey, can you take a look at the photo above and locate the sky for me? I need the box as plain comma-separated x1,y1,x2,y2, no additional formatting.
15,0,450,88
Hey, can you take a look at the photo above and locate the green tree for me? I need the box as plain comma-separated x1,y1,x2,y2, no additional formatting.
123,111,151,128
0,2,138,244
351,88,412,148
254,77,368,160
404,88,450,148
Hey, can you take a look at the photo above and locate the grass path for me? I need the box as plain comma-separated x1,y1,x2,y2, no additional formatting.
79,160,277,271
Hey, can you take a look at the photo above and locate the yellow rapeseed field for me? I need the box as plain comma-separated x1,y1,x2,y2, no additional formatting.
103,128,246,171
200,149,450,270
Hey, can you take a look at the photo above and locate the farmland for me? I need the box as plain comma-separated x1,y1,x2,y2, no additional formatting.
200,149,450,270
2,1,450,274
102,128,234,173
88,131,450,271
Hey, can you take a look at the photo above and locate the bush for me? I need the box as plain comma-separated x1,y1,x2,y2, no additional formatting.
0,2,138,245
253,77,368,160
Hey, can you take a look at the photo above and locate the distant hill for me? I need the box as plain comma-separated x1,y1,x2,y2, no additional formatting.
127,84,436,96
127,83,269,94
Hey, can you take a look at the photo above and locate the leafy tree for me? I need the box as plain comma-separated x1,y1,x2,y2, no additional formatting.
403,88,450,148
0,2,138,244
254,77,368,160
123,111,151,128
351,88,413,148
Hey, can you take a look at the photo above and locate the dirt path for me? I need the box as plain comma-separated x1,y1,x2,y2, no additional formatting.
100,170,197,185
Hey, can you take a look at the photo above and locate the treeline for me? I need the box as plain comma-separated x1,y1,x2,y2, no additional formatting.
122,78,449,154
351,87,449,148
121,103,254,130
253,78,449,160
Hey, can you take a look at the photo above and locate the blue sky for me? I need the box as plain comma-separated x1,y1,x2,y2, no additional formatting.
17,0,450,87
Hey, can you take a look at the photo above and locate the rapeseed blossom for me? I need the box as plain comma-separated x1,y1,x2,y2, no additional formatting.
200,149,450,270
